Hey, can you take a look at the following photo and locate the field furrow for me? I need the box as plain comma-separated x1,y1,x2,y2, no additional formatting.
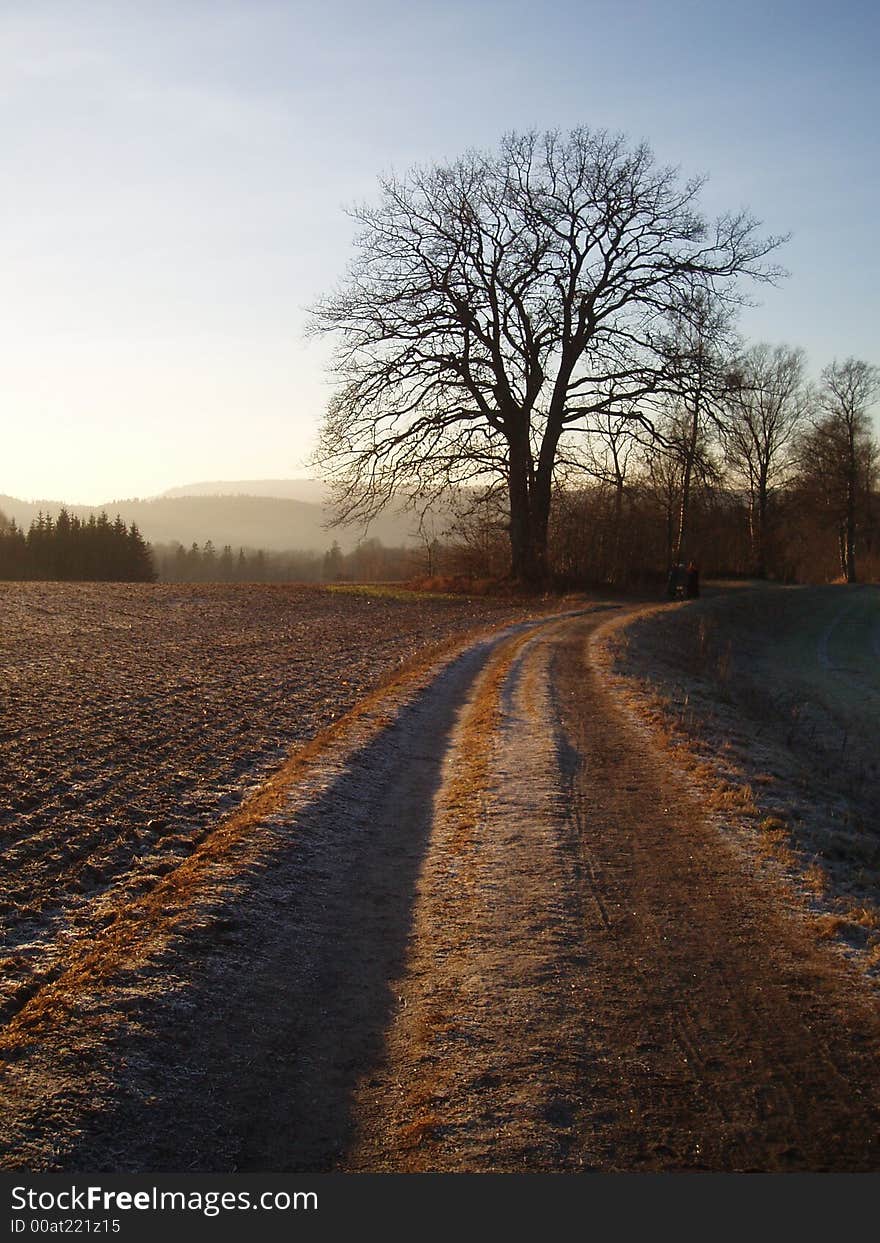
0,581,529,1026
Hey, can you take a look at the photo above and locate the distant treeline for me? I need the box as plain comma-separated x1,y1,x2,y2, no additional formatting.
0,510,155,582
5,469,877,590
152,537,418,583
0,510,423,586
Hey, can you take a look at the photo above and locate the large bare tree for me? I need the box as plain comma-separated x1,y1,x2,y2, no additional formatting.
311,127,784,585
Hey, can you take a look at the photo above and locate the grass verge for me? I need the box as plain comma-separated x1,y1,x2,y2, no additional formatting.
591,585,880,980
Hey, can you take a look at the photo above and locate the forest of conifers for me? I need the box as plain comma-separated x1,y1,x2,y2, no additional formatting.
0,510,155,582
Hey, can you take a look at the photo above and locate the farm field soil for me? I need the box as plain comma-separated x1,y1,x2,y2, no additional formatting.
2,598,879,1171
0,581,536,1041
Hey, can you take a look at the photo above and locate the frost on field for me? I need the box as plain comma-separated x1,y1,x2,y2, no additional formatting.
0,581,518,1024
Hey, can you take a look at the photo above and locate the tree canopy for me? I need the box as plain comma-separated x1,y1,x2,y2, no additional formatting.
312,126,785,583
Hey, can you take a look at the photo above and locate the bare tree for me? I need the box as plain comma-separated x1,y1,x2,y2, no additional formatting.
445,486,510,579
721,343,808,576
798,358,879,582
565,409,641,582
653,290,735,564
643,404,722,569
311,127,784,586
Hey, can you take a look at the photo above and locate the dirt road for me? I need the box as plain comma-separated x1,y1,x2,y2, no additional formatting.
5,605,880,1171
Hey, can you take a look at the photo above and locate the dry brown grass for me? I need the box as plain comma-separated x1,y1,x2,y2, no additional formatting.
804,862,829,895
708,782,758,817
398,1115,445,1147
816,914,849,940
756,817,799,868
848,906,880,931
590,587,880,981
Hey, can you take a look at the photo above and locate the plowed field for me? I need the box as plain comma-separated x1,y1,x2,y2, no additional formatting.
0,582,525,1034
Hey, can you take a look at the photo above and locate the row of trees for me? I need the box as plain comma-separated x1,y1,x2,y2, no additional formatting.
556,349,879,584
445,381,879,589
0,510,156,582
311,126,879,586
3,469,873,588
5,398,876,591
152,540,275,583
151,537,417,583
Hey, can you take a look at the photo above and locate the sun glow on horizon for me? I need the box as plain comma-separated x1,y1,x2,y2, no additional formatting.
1,1,877,503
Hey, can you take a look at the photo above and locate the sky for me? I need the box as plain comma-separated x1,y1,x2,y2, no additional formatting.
1,0,878,504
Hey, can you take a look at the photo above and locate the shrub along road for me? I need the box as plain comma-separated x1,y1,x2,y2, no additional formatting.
3,603,880,1171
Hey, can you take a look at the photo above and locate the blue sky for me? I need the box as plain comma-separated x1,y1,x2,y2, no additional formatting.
1,0,877,503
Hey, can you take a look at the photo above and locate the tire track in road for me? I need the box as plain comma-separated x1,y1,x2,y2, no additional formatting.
346,611,880,1171
345,614,603,1171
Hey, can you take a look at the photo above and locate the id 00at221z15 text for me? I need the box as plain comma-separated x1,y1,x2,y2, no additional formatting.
11,1222,120,1234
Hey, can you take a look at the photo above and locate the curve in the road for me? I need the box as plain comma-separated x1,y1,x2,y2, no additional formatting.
7,605,880,1173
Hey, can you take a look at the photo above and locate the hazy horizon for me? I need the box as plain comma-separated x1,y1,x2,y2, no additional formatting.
3,0,878,505
1,475,327,507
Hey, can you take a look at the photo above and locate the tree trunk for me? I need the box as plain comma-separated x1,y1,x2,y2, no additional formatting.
664,484,676,568
611,479,624,584
674,403,700,565
845,433,857,582
529,460,553,585
674,453,693,564
507,435,550,588
508,446,536,585
754,471,768,578
844,510,856,583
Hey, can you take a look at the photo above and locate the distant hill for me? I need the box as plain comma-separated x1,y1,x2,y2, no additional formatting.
0,486,429,553
161,478,330,504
